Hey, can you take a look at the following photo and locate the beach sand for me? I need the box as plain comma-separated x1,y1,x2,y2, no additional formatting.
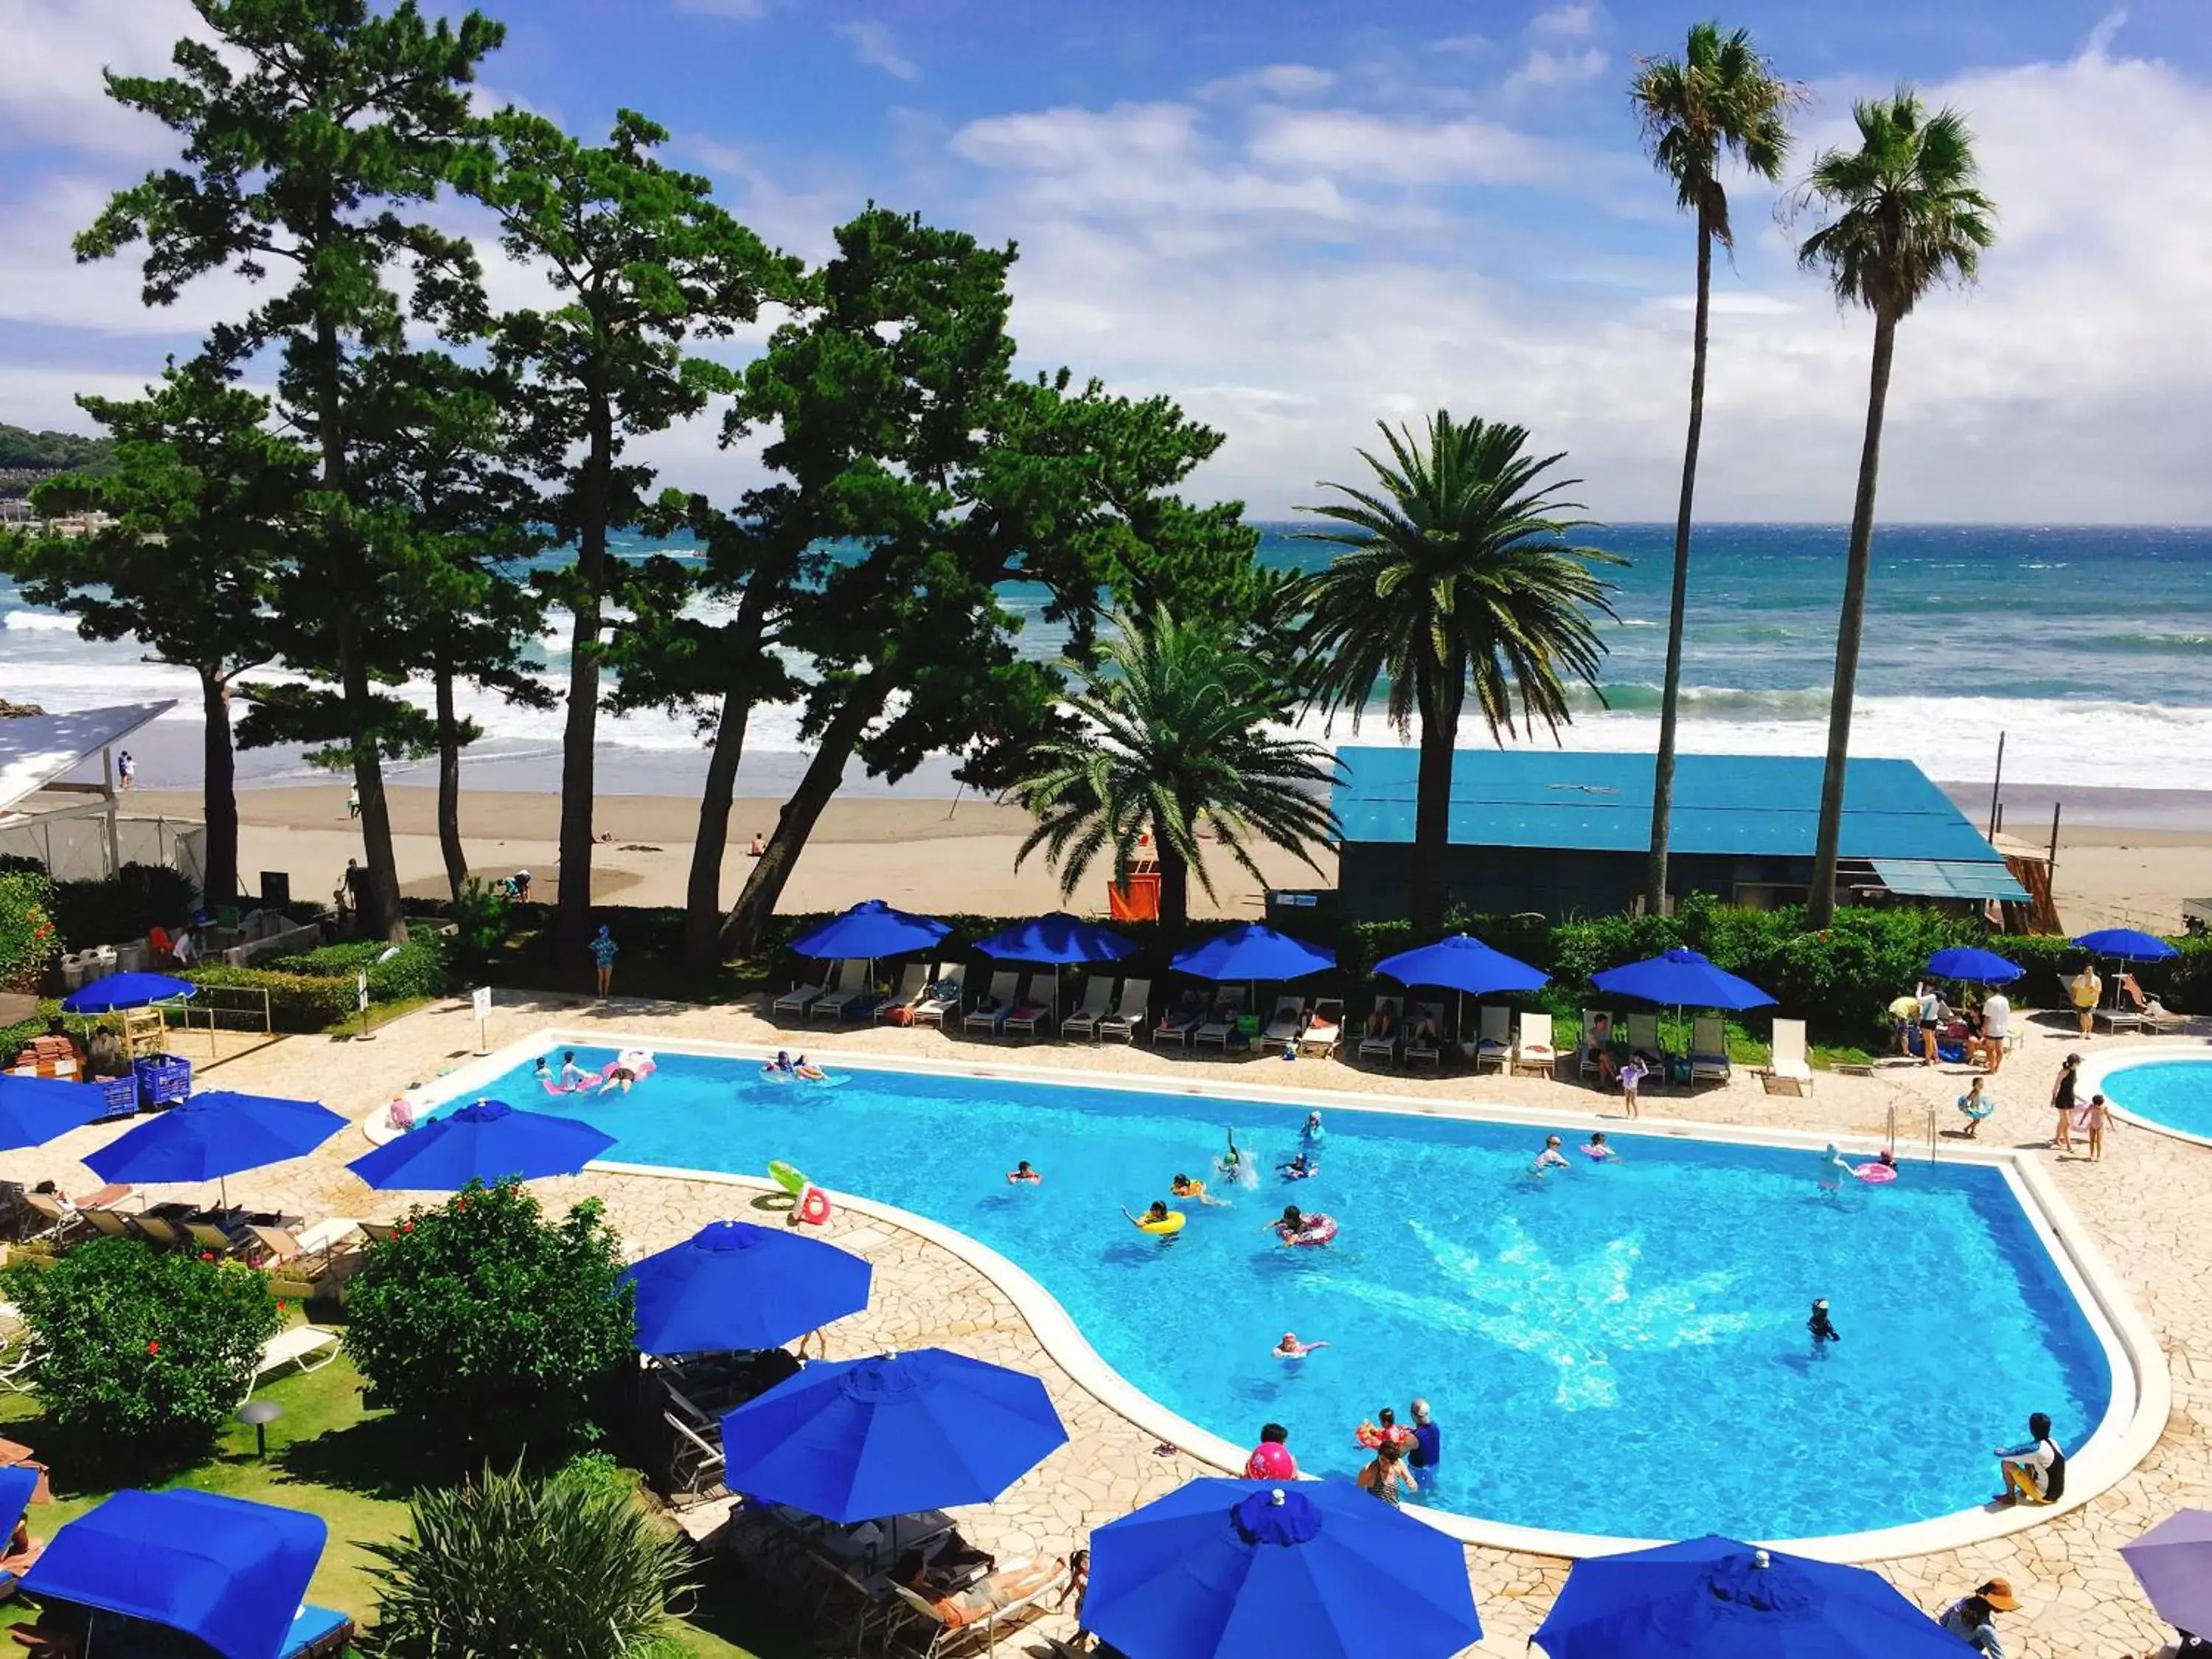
127,782,2208,933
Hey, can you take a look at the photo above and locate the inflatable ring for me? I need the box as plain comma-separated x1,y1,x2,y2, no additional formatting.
768,1160,808,1197
1135,1211,1187,1237
1279,1212,1338,1246
1853,1163,1898,1185
797,1185,832,1225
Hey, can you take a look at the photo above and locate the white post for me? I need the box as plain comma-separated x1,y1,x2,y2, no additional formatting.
473,984,492,1055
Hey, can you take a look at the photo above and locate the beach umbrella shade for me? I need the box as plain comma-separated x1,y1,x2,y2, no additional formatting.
1084,1479,1483,1659
2073,928,2180,962
347,1098,616,1191
2121,1508,2212,1638
59,972,195,1015
84,1090,344,1206
1377,933,1548,1043
0,1074,116,1152
1533,1535,1975,1659
719,1347,1066,1522
622,1220,872,1356
1171,924,1335,982
974,913,1140,1022
1926,946,2023,984
788,900,951,961
1592,949,1775,1012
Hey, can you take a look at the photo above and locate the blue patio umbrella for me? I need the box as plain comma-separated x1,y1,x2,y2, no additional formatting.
1533,1535,1974,1659
974,912,1138,965
2074,928,2180,962
24,1487,328,1659
347,1098,615,1191
719,1347,1066,1521
622,1220,872,1356
1926,946,2024,984
1377,933,1548,995
0,1074,114,1152
1171,923,1335,982
789,899,951,961
59,972,195,1015
1592,948,1775,1012
84,1090,344,1204
1084,1480,1483,1659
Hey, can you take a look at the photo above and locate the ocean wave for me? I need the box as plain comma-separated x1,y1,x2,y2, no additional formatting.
1571,684,1839,719
2084,630,2212,654
2,611,80,633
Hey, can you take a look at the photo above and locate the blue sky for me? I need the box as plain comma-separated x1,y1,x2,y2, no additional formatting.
4,0,2208,521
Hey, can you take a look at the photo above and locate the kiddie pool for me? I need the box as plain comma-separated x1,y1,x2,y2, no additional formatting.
2080,1046,2212,1147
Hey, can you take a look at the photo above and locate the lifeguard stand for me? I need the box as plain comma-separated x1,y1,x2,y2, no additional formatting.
1107,859,1161,922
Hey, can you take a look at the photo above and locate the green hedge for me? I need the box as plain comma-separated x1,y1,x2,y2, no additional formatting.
179,935,450,1032
48,863,198,952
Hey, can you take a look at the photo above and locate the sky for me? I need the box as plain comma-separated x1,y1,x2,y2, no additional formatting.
2,0,2209,523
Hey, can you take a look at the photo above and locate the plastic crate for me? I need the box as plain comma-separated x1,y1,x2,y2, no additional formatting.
95,1075,139,1118
134,1053,192,1110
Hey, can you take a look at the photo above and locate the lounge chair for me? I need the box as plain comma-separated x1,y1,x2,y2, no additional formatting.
1689,1015,1732,1084
1298,999,1344,1057
883,1557,1069,1659
874,964,936,1024
245,1324,341,1397
1473,1004,1512,1072
1625,1012,1666,1067
1578,1010,1618,1082
662,1408,727,1500
1402,1002,1447,1068
773,961,841,1020
1096,978,1150,1043
81,1208,141,1243
1261,996,1309,1046
962,972,1023,1037
811,969,883,1024
359,1220,401,1246
185,1220,248,1257
1759,1017,1814,1096
249,1219,362,1278
914,971,965,1029
1512,1012,1558,1077
1357,997,1403,1065
20,1193,83,1246
1059,977,1118,1042
1192,989,1248,1053
1004,976,1057,1038
134,1215,192,1251
1152,992,1204,1050
2118,973,2189,1030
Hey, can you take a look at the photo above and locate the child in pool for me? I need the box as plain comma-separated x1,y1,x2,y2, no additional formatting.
1171,1172,1227,1206
1280,1151,1319,1180
1816,1143,1849,1197
793,1055,827,1082
1581,1133,1618,1162
1807,1298,1841,1356
1274,1332,1329,1360
557,1051,592,1091
1006,1161,1042,1185
533,1055,552,1085
1123,1200,1176,1231
1530,1135,1572,1175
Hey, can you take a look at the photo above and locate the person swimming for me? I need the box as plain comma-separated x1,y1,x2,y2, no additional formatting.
1530,1135,1572,1176
1299,1111,1326,1154
1274,1331,1329,1360
1807,1298,1841,1355
1216,1128,1258,1189
532,1055,552,1082
1817,1144,1849,1197
1170,1172,1226,1206
1280,1150,1319,1180
793,1055,827,1082
557,1051,591,1091
1006,1161,1042,1185
1581,1132,1618,1161
1121,1200,1180,1234
768,1049,796,1075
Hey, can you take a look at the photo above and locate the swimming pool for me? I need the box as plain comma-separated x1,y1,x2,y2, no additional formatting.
2086,1052,2212,1144
438,1043,2115,1544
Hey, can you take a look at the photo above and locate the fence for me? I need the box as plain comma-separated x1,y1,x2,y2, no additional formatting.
0,813,206,891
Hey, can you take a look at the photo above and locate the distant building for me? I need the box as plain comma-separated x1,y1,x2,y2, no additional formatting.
1330,748,2030,921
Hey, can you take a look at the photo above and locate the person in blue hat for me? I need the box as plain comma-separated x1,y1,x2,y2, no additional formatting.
589,924,619,1000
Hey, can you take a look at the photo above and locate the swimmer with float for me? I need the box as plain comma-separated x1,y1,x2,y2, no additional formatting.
1852,1147,1899,1184
1124,1200,1186,1237
1006,1161,1042,1185
1581,1132,1618,1162
793,1054,827,1082
1267,1203,1338,1246
1274,1332,1329,1360
557,1051,592,1092
1170,1172,1227,1207
1279,1150,1319,1180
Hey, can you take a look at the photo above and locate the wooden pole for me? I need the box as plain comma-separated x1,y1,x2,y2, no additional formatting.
1986,731,2005,838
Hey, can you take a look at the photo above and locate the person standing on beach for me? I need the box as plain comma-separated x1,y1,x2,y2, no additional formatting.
2050,1054,2081,1152
2070,964,2101,1037
590,925,619,1001
345,782,361,820
116,749,134,790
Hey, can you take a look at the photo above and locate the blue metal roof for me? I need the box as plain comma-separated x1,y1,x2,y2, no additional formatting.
1332,748,2014,867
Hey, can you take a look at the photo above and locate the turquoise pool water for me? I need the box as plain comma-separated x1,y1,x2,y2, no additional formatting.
2098,1057,2212,1141
456,1048,2111,1540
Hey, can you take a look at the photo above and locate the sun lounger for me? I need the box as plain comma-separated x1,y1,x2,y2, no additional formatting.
874,964,936,1024
245,1324,341,1397
1004,976,1057,1038
1759,1017,1814,1096
811,970,883,1023
1192,989,1248,1053
962,972,1023,1036
135,1215,194,1250
1261,996,1308,1046
249,1219,362,1277
1473,1004,1512,1072
1578,1010,1617,1082
81,1208,141,1243
1356,997,1403,1065
1625,1012,1666,1064
2118,974,2189,1030
1402,1002,1447,1067
914,971,964,1029
1152,992,1203,1050
773,961,841,1019
20,1193,83,1246
1512,1012,1558,1077
1689,1015,1732,1084
185,1221,248,1256
884,1556,1068,1659
1096,978,1150,1043
662,1408,727,1499
359,1220,401,1246
1059,977,1117,1041
1298,999,1344,1057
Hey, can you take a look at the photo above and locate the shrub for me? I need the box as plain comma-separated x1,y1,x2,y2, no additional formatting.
0,1239,283,1459
178,962,359,1032
343,1179,636,1458
262,934,449,1001
445,877,519,977
365,1457,696,1659
46,862,199,950
0,869,60,995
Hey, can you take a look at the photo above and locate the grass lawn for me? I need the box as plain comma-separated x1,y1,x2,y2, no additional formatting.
0,1346,778,1657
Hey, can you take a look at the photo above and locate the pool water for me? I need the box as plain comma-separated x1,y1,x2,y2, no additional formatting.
460,1048,2111,1541
2098,1057,2212,1141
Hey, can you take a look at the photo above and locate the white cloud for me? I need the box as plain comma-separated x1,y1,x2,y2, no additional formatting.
1504,46,1608,94
1427,35,1492,59
1195,64,1335,102
834,18,917,82
0,0,209,159
1245,107,1559,185
1528,2,1601,40
674,0,769,19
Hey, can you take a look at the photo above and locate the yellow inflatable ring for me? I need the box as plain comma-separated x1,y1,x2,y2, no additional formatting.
1135,1211,1187,1237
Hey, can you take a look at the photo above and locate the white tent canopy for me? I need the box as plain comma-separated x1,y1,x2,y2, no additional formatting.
0,702,175,822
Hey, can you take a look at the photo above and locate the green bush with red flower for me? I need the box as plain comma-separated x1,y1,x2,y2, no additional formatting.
0,868,62,995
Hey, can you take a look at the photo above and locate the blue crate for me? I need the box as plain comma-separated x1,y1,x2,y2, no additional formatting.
95,1075,139,1118
133,1053,192,1109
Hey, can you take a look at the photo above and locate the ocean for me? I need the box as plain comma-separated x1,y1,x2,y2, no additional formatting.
7,523,2211,817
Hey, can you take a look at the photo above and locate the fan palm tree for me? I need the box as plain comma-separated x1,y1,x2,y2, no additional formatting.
1011,605,1338,930
1298,413,1622,932
1798,91,1995,926
1630,23,1801,916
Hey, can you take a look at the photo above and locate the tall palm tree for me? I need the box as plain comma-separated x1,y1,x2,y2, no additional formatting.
1298,413,1622,932
1798,91,1995,927
1011,605,1339,930
1630,22,1801,917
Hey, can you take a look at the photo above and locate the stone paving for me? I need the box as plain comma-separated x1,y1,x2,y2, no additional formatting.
7,988,2209,1658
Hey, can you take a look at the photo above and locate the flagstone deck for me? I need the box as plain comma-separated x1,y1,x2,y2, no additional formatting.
7,987,2207,1658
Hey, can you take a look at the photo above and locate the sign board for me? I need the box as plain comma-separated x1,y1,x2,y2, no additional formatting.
472,985,492,1021
356,972,370,1012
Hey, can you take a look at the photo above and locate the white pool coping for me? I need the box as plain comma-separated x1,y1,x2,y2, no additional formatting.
2076,1040,2212,1152
409,1025,2171,1565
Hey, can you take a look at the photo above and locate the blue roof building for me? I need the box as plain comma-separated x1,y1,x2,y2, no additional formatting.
1331,748,2028,921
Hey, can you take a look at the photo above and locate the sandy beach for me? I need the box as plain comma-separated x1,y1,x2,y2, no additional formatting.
125,783,2207,933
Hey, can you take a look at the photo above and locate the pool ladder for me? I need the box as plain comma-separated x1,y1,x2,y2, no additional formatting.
1886,1102,1940,1164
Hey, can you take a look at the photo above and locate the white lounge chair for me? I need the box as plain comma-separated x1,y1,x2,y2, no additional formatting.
1473,1004,1512,1072
963,971,1023,1036
885,1557,1068,1659
1261,996,1308,1046
245,1324,341,1397
1402,1002,1447,1068
1759,1017,1814,1095
812,968,883,1023
1004,975,1057,1038
1192,989,1248,1053
1152,991,1204,1050
249,1218,362,1278
1512,1012,1558,1077
773,961,841,1019
1059,977,1117,1041
1357,997,1403,1065
1689,1015,1731,1084
914,970,964,1029
1298,999,1344,1057
1096,978,1150,1043
1578,1010,1618,1082
874,963,935,1023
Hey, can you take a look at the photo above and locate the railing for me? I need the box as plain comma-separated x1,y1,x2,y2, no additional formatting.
170,984,274,1053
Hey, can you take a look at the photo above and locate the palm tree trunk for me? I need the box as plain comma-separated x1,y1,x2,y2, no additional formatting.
555,395,613,953
1411,666,1463,933
198,667,240,908
1807,311,1898,928
1157,841,1191,931
434,664,467,905
1646,217,1714,917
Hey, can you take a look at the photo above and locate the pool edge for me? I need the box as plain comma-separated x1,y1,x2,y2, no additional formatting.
2077,1042,2212,1151
426,1024,2171,1564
